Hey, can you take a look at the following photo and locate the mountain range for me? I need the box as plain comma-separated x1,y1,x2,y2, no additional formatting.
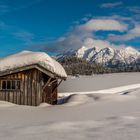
58,45,140,68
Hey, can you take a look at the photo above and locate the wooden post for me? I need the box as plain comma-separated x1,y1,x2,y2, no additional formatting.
52,79,62,94
51,79,63,104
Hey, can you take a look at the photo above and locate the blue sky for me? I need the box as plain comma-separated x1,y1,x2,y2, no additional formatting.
0,0,140,57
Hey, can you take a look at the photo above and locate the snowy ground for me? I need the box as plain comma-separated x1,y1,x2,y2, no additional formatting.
0,72,140,140
59,72,140,92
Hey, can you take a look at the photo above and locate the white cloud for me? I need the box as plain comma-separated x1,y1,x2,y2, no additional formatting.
78,19,128,32
127,6,140,14
45,34,133,54
100,1,123,8
13,31,35,44
44,34,84,53
0,0,43,15
43,17,136,54
109,25,140,41
83,38,128,50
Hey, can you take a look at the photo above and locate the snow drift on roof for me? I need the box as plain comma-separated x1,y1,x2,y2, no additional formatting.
0,51,67,78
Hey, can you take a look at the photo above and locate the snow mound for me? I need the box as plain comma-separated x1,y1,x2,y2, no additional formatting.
0,51,67,78
63,94,92,106
39,103,51,107
0,101,16,107
59,89,139,107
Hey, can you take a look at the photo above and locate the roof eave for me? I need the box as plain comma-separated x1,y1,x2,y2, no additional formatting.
0,64,67,80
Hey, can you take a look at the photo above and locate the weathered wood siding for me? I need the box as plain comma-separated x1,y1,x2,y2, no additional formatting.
0,68,58,106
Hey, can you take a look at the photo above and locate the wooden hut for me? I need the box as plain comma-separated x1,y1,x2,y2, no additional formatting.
0,51,67,106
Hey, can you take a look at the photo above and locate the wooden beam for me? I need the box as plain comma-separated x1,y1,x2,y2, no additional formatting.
48,79,57,86
42,77,52,90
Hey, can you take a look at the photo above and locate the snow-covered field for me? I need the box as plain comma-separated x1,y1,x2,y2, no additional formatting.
59,72,140,92
0,72,140,140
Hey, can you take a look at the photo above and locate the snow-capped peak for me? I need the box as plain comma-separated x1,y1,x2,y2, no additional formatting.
125,47,140,55
59,45,140,67
76,46,89,58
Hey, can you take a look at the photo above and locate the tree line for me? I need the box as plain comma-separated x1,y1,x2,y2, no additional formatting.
58,56,140,76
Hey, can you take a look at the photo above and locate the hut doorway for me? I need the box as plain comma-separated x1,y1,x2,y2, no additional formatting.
43,84,52,104
42,79,58,105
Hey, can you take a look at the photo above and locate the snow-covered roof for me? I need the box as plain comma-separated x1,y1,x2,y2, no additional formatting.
0,51,67,79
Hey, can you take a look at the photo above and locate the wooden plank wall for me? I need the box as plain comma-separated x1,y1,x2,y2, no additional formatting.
0,68,58,106
0,69,40,106
0,72,21,105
